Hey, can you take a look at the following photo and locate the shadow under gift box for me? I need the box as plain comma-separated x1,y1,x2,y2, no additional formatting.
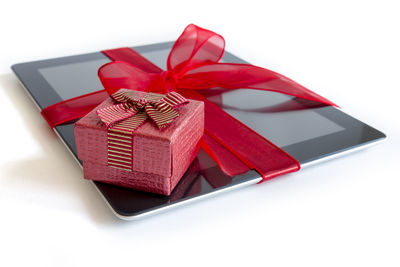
74,91,205,196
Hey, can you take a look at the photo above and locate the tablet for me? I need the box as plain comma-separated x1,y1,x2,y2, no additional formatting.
11,41,385,220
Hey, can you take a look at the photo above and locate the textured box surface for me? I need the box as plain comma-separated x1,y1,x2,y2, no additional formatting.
75,91,204,195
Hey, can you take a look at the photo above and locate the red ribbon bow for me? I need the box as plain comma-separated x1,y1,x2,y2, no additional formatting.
98,24,336,107
41,24,336,181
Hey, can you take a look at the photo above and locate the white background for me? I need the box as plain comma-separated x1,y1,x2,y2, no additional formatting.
1,0,399,266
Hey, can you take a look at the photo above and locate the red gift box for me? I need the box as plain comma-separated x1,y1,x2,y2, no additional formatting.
74,90,204,195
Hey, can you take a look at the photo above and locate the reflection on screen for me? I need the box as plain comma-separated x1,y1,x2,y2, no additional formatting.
209,89,344,147
38,58,110,100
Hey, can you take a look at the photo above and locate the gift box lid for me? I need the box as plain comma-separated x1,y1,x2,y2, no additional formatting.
74,90,204,178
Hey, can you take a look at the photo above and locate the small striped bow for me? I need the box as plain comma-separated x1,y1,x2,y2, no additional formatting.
96,89,189,171
97,89,189,130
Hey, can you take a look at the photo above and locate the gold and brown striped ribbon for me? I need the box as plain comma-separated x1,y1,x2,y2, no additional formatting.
96,89,189,171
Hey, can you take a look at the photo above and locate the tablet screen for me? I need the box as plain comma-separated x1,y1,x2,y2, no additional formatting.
38,52,344,148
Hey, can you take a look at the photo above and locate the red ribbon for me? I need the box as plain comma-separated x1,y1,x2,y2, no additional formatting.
41,24,336,181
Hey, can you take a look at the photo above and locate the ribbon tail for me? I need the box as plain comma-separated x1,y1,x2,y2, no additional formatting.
180,89,300,182
200,134,250,177
179,63,337,107
41,89,109,128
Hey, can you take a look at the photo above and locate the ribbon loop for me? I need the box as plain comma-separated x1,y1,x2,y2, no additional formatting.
167,24,225,78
